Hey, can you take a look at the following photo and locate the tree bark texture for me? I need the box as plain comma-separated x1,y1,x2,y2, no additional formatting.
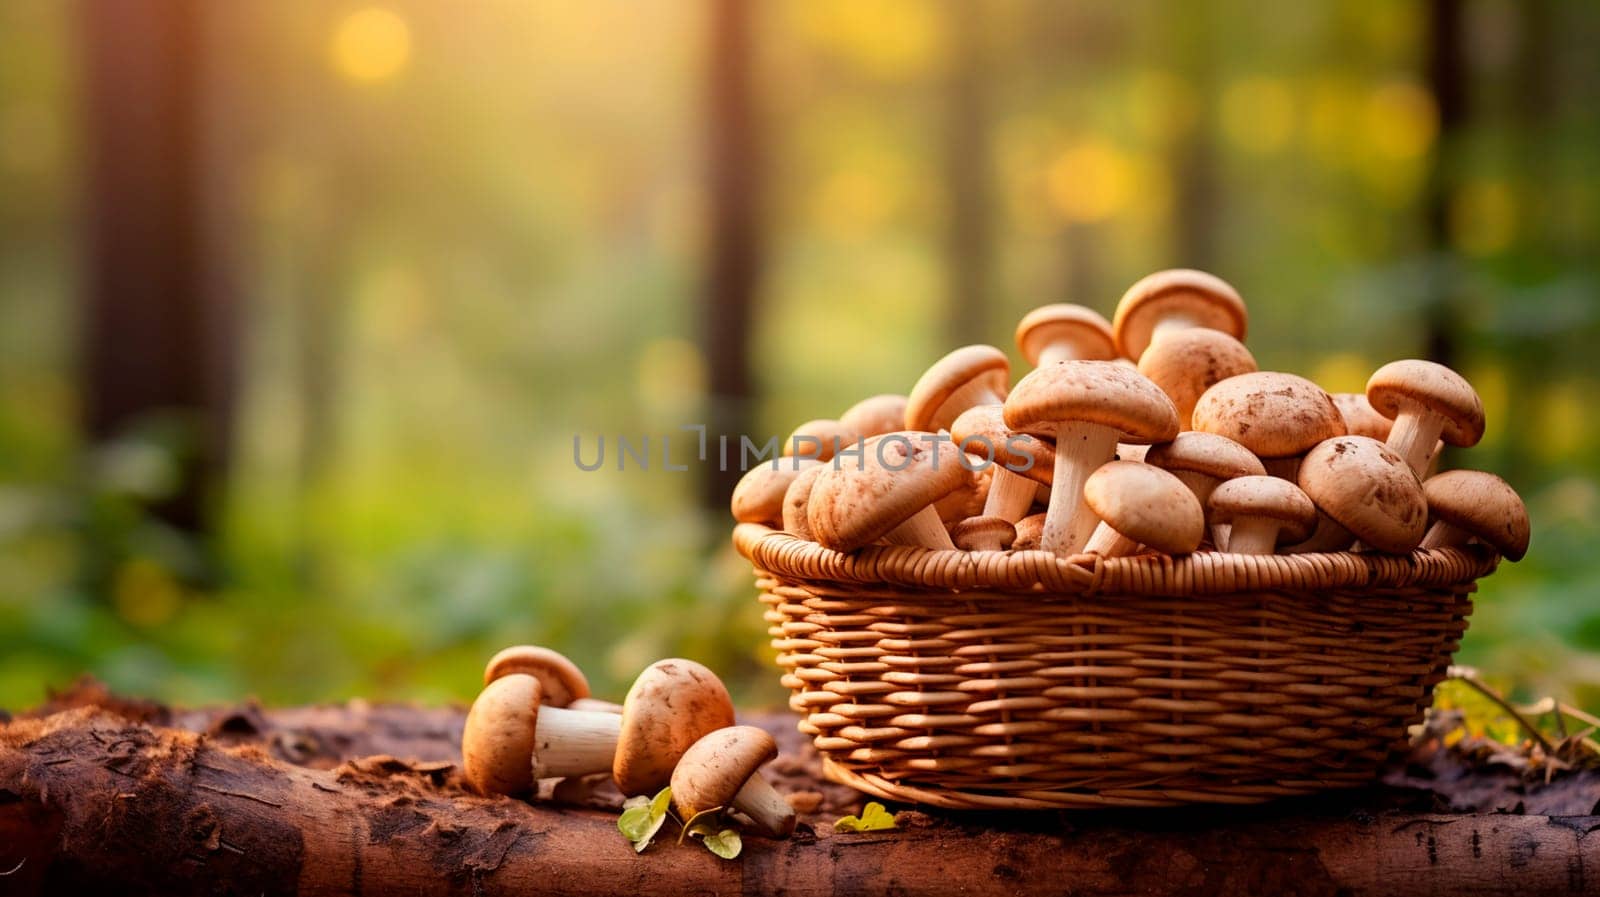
2,688,1597,896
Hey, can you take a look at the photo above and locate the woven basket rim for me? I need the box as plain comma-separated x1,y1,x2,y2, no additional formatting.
733,522,1500,597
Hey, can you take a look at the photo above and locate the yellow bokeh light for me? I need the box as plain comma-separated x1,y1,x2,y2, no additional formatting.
1126,70,1198,145
332,7,412,84
1450,180,1518,256
637,337,707,418
1365,81,1437,160
1047,139,1135,223
1469,364,1508,451
813,166,899,236
1537,381,1588,463
1309,353,1374,395
1304,78,1360,167
1220,77,1295,155
795,0,939,81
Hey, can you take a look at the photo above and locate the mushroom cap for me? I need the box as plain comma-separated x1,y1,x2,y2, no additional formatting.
670,725,778,820
1365,360,1485,447
461,673,542,796
1012,512,1047,550
807,433,968,552
839,394,909,441
482,645,590,707
951,515,1018,550
784,418,853,462
1424,469,1530,561
1136,328,1258,428
1208,475,1318,543
1002,361,1180,445
730,459,821,526
933,458,991,523
1297,436,1427,554
1083,461,1204,554
1331,392,1393,441
904,345,1011,433
1112,269,1248,360
1014,304,1117,365
614,659,735,796
1191,371,1346,458
780,462,827,539
949,404,1056,485
1143,431,1266,482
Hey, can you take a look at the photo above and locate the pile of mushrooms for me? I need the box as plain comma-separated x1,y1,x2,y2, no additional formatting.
734,269,1530,563
461,645,797,839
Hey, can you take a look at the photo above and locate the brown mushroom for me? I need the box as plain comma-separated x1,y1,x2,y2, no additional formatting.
613,659,736,796
1012,512,1047,550
1191,371,1346,480
950,404,1054,522
730,458,821,527
904,345,1010,433
1331,392,1393,441
483,645,590,708
1111,268,1248,361
780,462,827,540
461,674,623,796
1081,461,1204,557
1004,362,1179,554
1014,304,1117,367
1143,431,1266,519
1366,359,1485,478
1419,469,1530,561
1208,476,1317,554
933,457,992,523
1296,436,1427,554
671,725,796,838
808,432,967,551
951,515,1017,551
783,418,853,463
1137,328,1258,429
838,394,908,442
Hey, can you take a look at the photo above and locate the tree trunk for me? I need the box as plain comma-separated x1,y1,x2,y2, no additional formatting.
942,0,993,346
701,0,762,513
1422,0,1466,370
3,691,1597,896
79,0,237,536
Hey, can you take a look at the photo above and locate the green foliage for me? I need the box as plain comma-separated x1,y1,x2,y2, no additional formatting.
617,787,674,854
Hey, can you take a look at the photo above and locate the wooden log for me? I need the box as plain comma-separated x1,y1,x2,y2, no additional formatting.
2,700,1597,896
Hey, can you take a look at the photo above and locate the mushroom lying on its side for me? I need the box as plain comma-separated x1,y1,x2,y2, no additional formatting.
1419,469,1530,561
671,725,797,839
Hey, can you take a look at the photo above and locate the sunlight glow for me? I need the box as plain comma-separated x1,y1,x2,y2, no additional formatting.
1047,139,1135,223
1220,77,1295,155
332,7,412,84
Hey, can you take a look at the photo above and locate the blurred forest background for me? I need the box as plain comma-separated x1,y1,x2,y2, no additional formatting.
1,0,1597,711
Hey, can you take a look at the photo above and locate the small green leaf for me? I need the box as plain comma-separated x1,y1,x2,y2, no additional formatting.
702,827,742,859
618,786,674,853
833,802,897,833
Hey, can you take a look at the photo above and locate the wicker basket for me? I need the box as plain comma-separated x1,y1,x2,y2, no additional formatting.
734,522,1498,809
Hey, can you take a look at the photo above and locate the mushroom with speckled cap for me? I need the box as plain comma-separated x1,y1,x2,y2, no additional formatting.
1366,359,1485,478
1209,476,1317,554
1081,461,1204,557
1144,431,1265,520
1014,304,1117,367
1420,469,1529,561
905,345,1010,433
1297,436,1427,554
461,674,626,796
730,459,821,528
1004,362,1179,555
1192,372,1346,480
1111,269,1248,361
808,433,967,551
1137,328,1258,430
671,725,796,838
613,659,736,796
951,515,1017,551
950,404,1054,523
1331,393,1393,441
839,394,908,442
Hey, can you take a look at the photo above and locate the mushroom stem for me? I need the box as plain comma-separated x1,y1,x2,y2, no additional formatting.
1042,422,1120,555
1419,519,1469,551
1036,343,1081,366
1284,513,1354,553
1385,403,1446,477
1082,522,1138,557
884,505,957,550
732,773,798,838
1147,315,1200,350
568,697,624,714
1223,517,1281,554
981,468,1038,521
531,706,623,780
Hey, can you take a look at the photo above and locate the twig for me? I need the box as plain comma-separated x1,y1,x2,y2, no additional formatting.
1,858,24,876
1448,671,1557,755
194,783,283,808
